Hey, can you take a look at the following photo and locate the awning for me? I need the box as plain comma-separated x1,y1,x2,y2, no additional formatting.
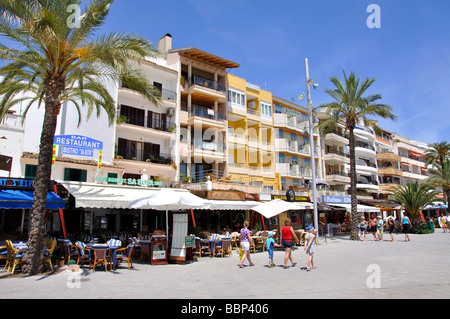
203,200,262,210
0,189,65,209
59,181,174,209
328,203,380,213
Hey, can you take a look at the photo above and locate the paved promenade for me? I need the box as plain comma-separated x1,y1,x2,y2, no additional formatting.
1,231,449,301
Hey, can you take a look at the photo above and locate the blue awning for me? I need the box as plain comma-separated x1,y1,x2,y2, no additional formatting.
0,190,66,209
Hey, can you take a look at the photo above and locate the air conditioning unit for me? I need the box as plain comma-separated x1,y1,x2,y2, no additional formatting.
167,107,175,117
248,101,256,109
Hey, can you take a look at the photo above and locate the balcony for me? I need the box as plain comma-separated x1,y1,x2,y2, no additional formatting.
323,149,350,164
377,152,401,162
324,171,350,185
191,104,226,121
182,75,226,100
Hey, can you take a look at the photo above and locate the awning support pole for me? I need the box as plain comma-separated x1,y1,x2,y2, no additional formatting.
190,209,196,228
53,185,67,239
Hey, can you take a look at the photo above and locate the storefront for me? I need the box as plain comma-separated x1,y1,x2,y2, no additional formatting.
0,177,66,236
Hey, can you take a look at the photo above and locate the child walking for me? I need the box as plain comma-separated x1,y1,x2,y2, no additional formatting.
304,225,316,271
266,231,281,268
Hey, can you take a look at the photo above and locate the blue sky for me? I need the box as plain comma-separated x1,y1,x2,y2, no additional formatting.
99,0,450,144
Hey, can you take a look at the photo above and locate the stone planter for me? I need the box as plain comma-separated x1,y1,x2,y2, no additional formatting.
68,264,80,272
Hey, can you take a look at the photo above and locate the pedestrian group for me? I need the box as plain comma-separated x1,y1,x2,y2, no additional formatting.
238,218,317,271
360,213,412,242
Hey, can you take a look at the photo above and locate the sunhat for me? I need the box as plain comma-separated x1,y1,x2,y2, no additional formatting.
306,225,314,231
268,231,275,236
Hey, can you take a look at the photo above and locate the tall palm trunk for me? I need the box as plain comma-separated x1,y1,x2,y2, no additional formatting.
22,77,63,275
348,126,360,240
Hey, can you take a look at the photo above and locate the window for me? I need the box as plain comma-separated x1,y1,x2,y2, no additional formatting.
228,88,245,109
107,172,118,185
64,168,87,182
261,101,272,118
24,164,37,179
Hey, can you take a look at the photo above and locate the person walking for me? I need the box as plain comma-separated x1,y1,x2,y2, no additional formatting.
304,225,316,271
386,214,396,242
238,221,254,268
376,216,384,241
402,213,412,242
360,216,368,241
266,231,281,268
281,218,299,269
369,214,378,241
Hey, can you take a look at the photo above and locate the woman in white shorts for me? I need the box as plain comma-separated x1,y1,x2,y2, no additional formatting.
238,221,254,268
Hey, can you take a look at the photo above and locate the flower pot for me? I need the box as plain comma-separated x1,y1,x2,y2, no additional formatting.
56,260,65,267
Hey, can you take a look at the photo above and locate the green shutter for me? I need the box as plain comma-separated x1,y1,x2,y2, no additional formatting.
64,168,71,181
24,164,37,179
80,169,87,182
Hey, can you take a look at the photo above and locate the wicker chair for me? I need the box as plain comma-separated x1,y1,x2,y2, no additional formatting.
92,247,109,272
114,245,134,270
43,239,57,271
5,240,26,274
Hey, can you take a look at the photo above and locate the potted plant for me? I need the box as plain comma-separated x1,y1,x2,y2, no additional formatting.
55,254,65,267
67,259,80,272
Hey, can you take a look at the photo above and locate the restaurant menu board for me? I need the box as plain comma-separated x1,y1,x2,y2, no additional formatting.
152,243,166,260
170,213,188,263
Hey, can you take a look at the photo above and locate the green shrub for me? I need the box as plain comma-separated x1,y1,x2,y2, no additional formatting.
410,222,434,234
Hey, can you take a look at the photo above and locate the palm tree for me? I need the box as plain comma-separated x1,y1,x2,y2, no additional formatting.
428,158,450,215
425,141,450,166
389,181,440,227
0,0,161,275
317,71,396,240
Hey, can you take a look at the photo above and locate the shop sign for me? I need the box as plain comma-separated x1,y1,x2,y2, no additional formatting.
272,194,309,202
0,155,12,172
322,195,351,204
54,135,103,150
96,176,163,187
207,190,245,201
0,177,35,190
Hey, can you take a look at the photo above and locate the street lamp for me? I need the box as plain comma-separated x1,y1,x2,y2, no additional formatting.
299,58,319,237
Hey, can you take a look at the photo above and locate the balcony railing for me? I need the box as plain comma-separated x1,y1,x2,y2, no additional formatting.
191,104,226,121
117,150,172,165
187,75,226,93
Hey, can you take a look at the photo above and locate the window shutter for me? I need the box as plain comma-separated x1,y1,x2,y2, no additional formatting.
64,168,71,181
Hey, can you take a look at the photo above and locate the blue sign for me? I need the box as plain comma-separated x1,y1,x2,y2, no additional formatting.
61,146,94,157
322,195,351,204
53,135,103,150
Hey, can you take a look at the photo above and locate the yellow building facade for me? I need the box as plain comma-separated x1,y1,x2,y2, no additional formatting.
226,74,276,193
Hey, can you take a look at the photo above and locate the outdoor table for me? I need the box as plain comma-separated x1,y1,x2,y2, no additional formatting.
202,239,222,257
87,243,119,269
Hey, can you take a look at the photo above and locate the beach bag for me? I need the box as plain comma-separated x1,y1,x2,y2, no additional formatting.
239,246,243,259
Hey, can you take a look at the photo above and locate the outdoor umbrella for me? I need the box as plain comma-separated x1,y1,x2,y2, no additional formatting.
128,189,210,236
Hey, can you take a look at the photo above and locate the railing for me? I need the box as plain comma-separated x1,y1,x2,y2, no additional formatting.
117,150,172,165
191,104,226,121
188,75,226,93
355,141,375,151
325,149,350,158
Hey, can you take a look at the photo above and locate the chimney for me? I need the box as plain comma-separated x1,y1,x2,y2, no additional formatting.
158,33,172,54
